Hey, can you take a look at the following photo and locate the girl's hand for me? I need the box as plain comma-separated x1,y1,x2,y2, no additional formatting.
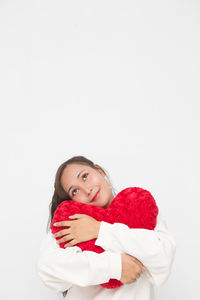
120,253,144,284
53,214,101,248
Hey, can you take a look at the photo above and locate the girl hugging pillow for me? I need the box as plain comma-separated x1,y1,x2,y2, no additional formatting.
51,187,158,289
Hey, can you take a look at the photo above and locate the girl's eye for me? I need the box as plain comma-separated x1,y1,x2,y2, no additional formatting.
72,188,78,197
82,173,88,180
71,174,88,197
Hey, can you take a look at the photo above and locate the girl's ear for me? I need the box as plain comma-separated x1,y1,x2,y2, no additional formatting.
94,164,106,176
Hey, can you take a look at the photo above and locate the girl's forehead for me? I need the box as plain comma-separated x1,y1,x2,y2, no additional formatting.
67,164,91,171
63,164,94,176
61,164,97,188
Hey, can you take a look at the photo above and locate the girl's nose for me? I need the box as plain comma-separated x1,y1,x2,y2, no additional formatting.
86,187,93,195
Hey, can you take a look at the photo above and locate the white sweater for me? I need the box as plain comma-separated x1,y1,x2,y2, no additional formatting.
36,212,176,300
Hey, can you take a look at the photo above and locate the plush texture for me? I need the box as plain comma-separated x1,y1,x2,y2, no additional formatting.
51,187,158,289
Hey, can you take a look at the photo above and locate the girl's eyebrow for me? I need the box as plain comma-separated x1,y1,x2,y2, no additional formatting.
67,169,86,194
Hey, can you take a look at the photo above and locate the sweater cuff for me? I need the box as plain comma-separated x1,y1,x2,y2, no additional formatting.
95,221,118,251
107,252,121,280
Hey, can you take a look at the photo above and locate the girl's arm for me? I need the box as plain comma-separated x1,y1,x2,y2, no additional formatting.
95,212,176,287
36,232,121,293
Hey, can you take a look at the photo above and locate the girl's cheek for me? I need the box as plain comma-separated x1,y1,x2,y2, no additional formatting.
90,176,100,184
75,194,87,203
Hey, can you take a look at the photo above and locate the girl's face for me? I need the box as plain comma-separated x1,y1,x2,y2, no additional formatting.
60,163,114,208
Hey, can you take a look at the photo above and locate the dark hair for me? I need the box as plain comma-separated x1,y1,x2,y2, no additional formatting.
47,155,116,232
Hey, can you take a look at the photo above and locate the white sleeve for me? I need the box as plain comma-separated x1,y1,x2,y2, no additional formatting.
95,212,176,287
36,232,122,293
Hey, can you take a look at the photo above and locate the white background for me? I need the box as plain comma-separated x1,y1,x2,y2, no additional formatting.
0,0,199,299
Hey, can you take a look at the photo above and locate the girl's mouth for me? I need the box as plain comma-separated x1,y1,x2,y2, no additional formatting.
91,190,100,202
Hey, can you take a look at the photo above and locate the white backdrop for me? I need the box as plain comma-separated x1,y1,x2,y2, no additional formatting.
0,1,199,299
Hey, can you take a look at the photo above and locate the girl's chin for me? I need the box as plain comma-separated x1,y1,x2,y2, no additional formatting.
100,199,110,208
90,198,108,208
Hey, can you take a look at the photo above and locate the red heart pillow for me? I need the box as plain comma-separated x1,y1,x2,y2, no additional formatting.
51,187,158,289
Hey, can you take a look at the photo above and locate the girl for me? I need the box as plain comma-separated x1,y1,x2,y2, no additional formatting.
37,156,176,300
